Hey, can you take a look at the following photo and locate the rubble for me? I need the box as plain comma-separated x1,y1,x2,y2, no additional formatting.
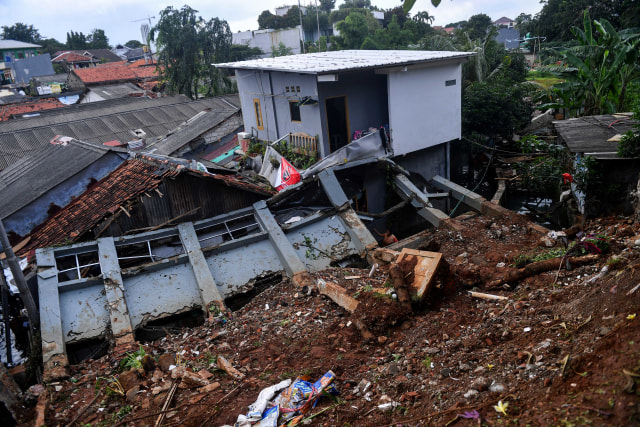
8,213,640,426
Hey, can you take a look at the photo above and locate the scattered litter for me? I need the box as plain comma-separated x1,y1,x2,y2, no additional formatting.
627,283,640,295
523,327,532,333
368,263,378,278
469,291,508,301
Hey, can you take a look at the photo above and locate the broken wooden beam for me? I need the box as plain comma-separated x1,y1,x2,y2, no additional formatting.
316,279,359,313
395,249,443,303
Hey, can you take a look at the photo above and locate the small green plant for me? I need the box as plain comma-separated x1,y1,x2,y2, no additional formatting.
96,376,125,397
280,319,290,327
422,356,432,370
112,405,132,421
120,346,146,371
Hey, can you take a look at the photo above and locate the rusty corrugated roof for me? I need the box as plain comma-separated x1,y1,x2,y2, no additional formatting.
19,156,274,255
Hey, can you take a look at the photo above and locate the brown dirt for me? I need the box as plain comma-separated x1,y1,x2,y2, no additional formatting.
15,212,640,426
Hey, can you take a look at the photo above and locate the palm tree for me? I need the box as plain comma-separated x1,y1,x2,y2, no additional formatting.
413,11,434,25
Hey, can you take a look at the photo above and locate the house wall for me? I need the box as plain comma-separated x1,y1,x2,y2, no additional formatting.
317,70,388,156
394,141,449,182
235,70,323,145
387,63,462,156
4,153,126,238
232,26,303,58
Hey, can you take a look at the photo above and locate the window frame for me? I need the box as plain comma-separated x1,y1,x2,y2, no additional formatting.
253,98,264,130
289,100,302,123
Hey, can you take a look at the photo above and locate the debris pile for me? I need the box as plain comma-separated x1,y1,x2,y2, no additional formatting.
9,213,640,425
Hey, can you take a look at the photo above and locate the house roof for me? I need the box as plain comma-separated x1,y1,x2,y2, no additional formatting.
148,99,241,156
0,138,123,220
0,95,241,170
494,17,514,24
554,113,638,159
85,83,145,100
52,52,93,63
12,53,55,83
74,63,159,85
18,154,273,255
0,98,65,121
0,40,41,50
215,50,475,74
52,49,122,63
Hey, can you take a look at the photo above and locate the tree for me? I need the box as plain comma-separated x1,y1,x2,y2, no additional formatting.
413,11,434,25
319,0,336,14
66,31,88,49
462,13,492,41
402,0,442,14
340,0,371,9
335,12,370,49
88,29,110,49
1,23,41,43
125,40,143,49
271,42,293,57
230,44,263,61
39,38,65,56
151,5,233,99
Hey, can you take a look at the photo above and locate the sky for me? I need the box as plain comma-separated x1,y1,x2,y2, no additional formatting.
0,0,543,47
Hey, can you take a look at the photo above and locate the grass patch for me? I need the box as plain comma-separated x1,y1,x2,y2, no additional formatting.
527,70,564,88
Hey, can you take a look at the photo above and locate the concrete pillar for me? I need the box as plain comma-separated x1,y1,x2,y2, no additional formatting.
36,248,68,380
97,238,134,346
393,174,450,228
177,222,226,311
318,169,378,253
253,200,307,277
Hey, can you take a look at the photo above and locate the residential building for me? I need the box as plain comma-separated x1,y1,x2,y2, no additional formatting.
216,50,474,182
232,27,304,58
0,40,41,85
51,49,123,70
494,16,515,28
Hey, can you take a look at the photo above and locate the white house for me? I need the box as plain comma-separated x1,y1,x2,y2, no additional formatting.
215,50,474,181
232,26,304,58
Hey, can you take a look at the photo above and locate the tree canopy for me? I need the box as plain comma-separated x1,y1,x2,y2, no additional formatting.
125,40,143,49
66,31,88,50
150,5,233,99
1,23,41,43
88,29,110,49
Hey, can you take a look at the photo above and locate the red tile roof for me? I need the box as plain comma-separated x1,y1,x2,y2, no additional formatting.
74,64,160,84
19,156,273,255
0,98,65,121
52,52,92,63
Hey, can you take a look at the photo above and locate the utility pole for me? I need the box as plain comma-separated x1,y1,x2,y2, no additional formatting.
298,0,306,53
0,220,38,330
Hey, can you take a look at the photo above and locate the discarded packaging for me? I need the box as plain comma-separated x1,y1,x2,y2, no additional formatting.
246,379,292,421
274,370,337,422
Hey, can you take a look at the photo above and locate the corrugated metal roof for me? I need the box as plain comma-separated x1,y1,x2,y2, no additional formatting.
0,94,241,170
554,114,637,159
215,50,475,74
0,40,41,49
0,139,123,219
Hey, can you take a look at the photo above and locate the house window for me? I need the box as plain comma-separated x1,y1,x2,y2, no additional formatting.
289,101,301,123
16,51,24,59
445,79,456,86
253,98,264,130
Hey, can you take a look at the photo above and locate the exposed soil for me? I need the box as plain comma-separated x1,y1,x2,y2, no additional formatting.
14,211,640,426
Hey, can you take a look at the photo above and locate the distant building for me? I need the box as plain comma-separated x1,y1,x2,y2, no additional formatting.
0,40,41,85
232,27,304,58
493,16,515,28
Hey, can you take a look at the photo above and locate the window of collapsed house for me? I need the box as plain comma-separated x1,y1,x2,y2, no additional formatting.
253,98,264,130
55,248,101,282
195,212,263,250
289,100,301,123
115,233,186,270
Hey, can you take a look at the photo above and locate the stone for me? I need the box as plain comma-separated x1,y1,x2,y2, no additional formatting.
158,353,176,372
197,382,221,393
126,385,140,403
118,370,139,392
471,376,490,391
464,389,479,399
424,347,440,355
599,326,612,336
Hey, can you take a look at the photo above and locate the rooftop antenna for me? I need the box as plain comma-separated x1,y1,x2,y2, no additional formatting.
133,16,155,63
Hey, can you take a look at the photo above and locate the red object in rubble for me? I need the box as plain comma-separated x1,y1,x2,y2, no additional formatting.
562,173,573,184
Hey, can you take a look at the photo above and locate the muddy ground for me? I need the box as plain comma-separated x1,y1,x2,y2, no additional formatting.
14,211,640,426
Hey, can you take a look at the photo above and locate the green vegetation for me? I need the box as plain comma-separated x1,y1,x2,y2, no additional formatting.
526,70,564,88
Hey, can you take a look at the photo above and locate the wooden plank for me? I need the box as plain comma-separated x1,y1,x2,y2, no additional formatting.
396,248,442,302
316,280,359,313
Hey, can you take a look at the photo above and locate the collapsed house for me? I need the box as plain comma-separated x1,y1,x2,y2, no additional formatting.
34,153,523,379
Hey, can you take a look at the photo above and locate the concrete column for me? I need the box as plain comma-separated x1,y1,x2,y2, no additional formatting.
253,200,307,277
394,174,450,228
177,222,226,311
36,248,68,380
318,169,378,253
97,238,134,346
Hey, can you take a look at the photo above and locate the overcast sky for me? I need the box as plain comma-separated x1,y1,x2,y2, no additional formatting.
1,0,543,47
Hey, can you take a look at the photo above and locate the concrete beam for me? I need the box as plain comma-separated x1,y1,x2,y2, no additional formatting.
35,248,68,380
178,222,225,311
393,174,449,228
97,238,134,346
430,175,485,212
254,200,307,277
318,169,378,253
